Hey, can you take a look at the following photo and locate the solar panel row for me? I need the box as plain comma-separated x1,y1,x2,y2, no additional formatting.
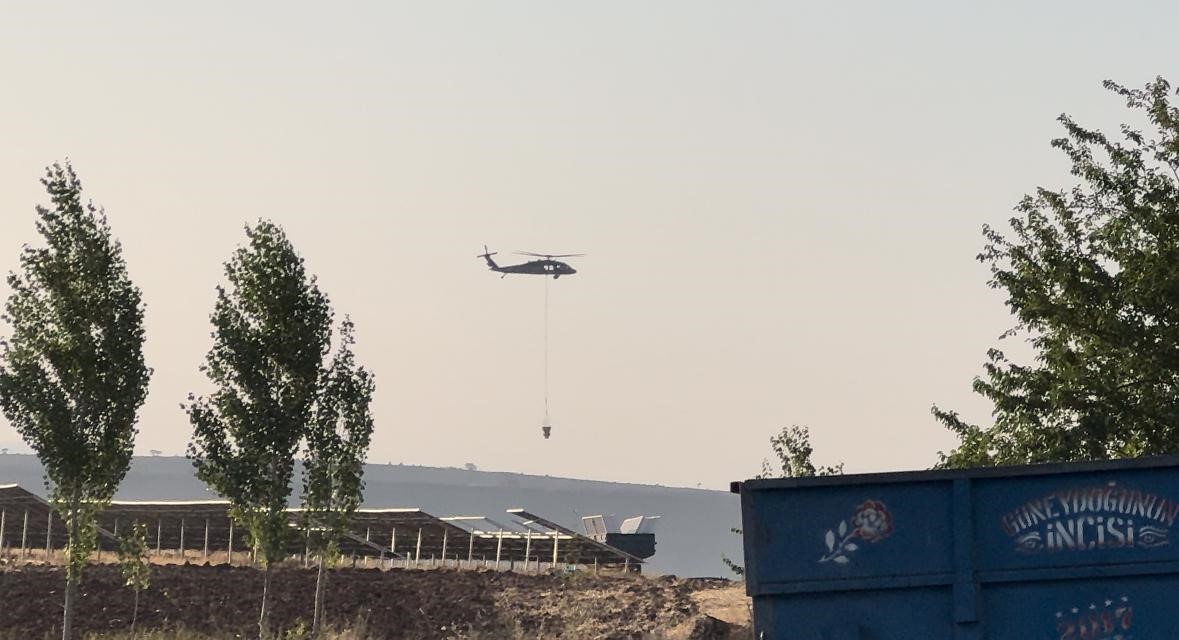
0,484,643,570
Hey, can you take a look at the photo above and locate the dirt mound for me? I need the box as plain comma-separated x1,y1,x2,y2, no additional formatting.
676,615,741,640
0,564,750,639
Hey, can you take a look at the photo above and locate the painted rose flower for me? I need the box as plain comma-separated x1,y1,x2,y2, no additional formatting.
820,499,895,564
852,500,893,542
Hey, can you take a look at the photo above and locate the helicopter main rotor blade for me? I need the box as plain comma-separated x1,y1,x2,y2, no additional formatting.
515,251,586,258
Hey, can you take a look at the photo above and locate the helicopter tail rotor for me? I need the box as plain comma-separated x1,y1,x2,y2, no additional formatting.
478,245,500,269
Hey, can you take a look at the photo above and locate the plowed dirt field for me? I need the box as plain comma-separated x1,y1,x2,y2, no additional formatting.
0,564,750,639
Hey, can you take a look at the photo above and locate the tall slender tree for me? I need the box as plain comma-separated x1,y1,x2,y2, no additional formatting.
0,162,151,640
185,220,332,638
116,521,151,634
301,318,375,634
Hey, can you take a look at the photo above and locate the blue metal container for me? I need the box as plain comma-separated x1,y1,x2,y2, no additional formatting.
733,456,1179,639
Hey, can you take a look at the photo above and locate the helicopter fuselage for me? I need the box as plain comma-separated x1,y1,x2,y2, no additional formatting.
479,247,580,279
490,259,576,278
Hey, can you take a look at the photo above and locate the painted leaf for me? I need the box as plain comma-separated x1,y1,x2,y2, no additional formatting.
844,543,859,552
825,530,835,552
838,520,848,537
833,555,850,564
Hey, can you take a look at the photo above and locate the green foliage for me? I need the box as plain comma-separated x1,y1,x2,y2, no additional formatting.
301,318,375,633
934,77,1179,468
284,621,309,640
117,521,151,592
721,526,746,578
185,220,333,567
0,162,151,639
0,162,151,564
757,425,844,479
724,425,842,577
301,318,376,558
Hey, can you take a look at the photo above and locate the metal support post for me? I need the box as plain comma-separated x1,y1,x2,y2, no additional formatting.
203,518,210,561
552,534,559,566
495,531,503,571
467,533,474,563
524,531,532,573
179,518,186,559
415,528,422,567
441,528,448,567
155,519,162,555
46,511,53,559
227,519,234,565
21,510,28,560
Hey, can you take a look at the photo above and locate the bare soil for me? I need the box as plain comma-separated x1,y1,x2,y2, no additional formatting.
0,563,750,639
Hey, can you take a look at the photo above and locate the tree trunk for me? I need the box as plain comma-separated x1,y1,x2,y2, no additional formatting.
131,588,140,636
62,499,80,640
62,575,77,640
313,553,326,635
258,561,272,640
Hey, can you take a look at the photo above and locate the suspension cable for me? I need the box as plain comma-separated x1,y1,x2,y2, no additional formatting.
543,275,550,424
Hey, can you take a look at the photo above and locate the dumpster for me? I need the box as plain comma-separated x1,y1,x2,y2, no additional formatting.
732,455,1179,639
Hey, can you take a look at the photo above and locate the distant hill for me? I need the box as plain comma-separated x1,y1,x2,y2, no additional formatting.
0,454,742,577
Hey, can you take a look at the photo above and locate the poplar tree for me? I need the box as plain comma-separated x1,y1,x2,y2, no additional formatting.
117,521,151,634
301,318,375,634
185,220,332,638
0,162,151,640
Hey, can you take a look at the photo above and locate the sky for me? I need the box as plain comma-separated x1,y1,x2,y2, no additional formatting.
1,1,1177,490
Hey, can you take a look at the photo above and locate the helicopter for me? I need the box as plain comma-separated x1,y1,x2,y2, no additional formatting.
478,245,583,279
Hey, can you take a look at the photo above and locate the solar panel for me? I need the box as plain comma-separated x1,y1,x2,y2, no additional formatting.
0,484,648,569
620,516,661,534
582,515,608,537
634,515,660,534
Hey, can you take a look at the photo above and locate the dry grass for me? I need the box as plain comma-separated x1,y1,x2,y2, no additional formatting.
1,548,254,567
688,584,751,627
80,630,370,640
12,617,753,640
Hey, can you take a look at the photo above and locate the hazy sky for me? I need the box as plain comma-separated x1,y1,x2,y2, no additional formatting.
1,2,1177,489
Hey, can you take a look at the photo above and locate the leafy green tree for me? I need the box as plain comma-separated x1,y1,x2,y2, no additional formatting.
0,162,151,640
724,425,842,577
757,424,845,480
934,77,1179,468
301,318,375,634
185,220,332,638
117,521,151,634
